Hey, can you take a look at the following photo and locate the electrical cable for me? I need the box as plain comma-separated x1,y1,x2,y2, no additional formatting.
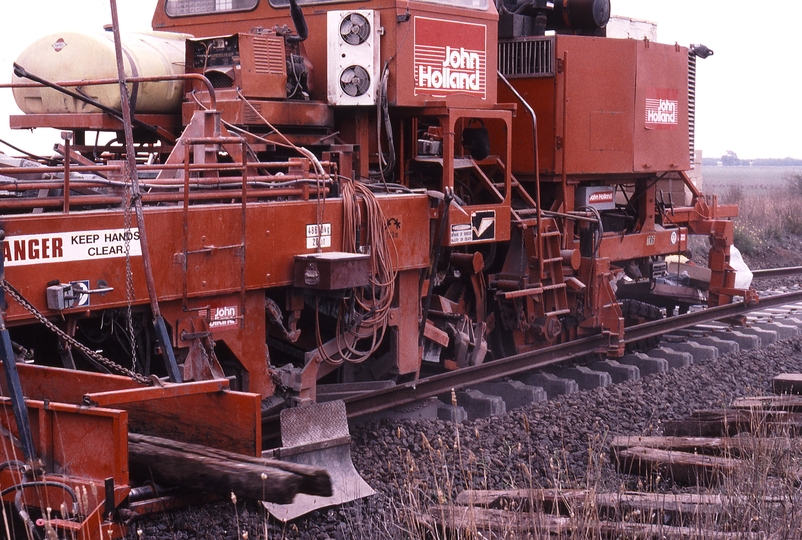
312,179,399,365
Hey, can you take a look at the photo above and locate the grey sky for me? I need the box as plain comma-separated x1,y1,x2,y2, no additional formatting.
613,0,802,160
1,1,799,160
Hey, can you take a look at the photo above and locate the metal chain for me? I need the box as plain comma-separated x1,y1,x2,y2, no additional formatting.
123,161,138,372
2,280,152,386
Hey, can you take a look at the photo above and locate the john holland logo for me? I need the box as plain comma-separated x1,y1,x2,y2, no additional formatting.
645,88,679,130
414,17,487,99
588,191,614,204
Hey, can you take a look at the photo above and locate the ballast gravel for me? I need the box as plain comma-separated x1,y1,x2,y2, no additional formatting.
128,331,802,539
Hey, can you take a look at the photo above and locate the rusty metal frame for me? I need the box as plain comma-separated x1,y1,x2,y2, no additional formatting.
0,361,261,539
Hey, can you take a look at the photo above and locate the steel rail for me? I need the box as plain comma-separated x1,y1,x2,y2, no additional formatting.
622,290,802,344
263,289,802,441
752,266,802,279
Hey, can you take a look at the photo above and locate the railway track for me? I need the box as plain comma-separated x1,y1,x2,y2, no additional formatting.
263,272,802,443
752,266,802,279
135,268,802,540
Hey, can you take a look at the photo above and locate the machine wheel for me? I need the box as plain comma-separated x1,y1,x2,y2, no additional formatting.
620,299,664,352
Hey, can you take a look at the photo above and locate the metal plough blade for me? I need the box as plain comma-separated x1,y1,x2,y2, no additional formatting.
263,400,374,521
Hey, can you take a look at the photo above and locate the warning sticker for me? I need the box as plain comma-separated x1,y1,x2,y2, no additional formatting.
450,211,496,244
3,228,141,267
451,224,472,244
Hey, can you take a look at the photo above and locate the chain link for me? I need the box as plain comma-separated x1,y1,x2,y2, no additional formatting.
2,280,152,386
123,161,138,372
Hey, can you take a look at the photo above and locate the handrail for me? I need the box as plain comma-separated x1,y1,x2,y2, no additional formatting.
0,160,336,176
0,153,334,211
498,71,543,278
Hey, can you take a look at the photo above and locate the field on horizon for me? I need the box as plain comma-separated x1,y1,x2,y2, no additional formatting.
701,165,802,196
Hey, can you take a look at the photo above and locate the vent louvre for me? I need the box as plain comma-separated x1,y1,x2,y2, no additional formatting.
498,37,555,78
253,36,285,74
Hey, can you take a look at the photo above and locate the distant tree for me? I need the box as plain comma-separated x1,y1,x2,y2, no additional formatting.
752,157,802,166
701,157,719,166
721,150,742,166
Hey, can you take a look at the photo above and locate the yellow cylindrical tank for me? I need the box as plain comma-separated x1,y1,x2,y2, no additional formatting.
12,30,188,115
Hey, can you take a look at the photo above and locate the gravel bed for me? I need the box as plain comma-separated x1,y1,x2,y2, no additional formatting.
125,250,802,540
128,328,802,539
752,276,802,294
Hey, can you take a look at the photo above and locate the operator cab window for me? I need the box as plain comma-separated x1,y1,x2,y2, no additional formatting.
268,0,366,6
268,0,486,9
414,0,488,10
165,0,258,17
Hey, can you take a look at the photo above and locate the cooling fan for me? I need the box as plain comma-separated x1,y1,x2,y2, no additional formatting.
327,9,379,105
339,65,371,97
339,13,371,45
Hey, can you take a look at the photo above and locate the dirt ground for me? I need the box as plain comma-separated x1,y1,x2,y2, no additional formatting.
689,234,802,271
744,235,802,269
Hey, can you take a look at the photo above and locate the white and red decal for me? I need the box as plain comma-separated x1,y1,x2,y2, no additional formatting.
209,305,239,329
414,17,487,99
52,38,67,52
588,191,614,205
3,228,141,267
645,88,679,130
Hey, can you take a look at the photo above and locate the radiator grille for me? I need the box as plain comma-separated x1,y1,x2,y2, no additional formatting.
688,52,697,165
498,37,555,78
207,71,234,88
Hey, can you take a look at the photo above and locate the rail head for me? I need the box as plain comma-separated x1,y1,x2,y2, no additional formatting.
262,288,802,437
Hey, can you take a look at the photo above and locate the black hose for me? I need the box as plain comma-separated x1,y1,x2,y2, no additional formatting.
419,190,454,346
13,64,158,135
0,460,26,473
5,481,81,540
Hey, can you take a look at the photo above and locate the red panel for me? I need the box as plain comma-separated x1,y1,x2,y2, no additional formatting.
2,194,431,324
152,0,499,108
0,397,128,485
10,364,140,403
633,41,691,171
558,35,637,175
500,76,556,176
116,390,261,456
598,228,689,262
503,36,690,177
1,363,261,457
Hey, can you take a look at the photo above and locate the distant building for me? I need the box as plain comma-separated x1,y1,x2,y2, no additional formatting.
606,16,658,41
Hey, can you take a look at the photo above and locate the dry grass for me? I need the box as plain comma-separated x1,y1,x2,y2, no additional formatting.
706,170,802,257
349,169,802,539
383,409,802,540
